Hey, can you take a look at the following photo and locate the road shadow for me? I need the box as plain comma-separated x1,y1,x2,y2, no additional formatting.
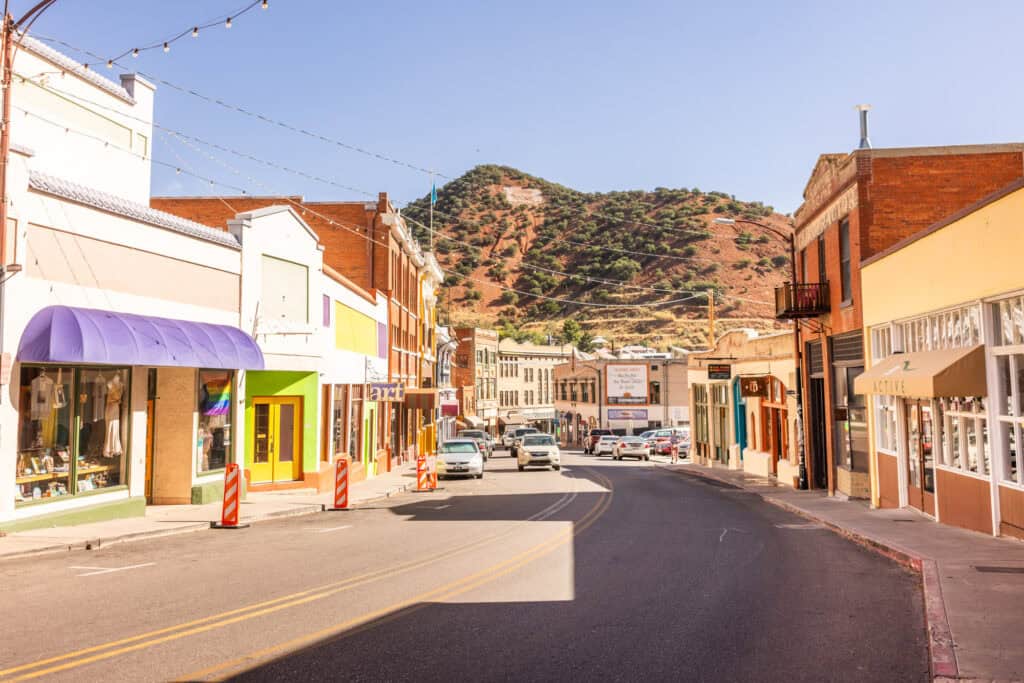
225,464,929,683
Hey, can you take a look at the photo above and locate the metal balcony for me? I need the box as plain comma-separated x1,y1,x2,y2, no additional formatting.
775,283,830,319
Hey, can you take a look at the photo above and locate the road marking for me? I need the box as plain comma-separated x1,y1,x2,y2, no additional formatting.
310,525,351,533
434,505,451,510
719,529,728,543
1,473,592,681
185,468,615,681
775,523,824,530
68,563,155,577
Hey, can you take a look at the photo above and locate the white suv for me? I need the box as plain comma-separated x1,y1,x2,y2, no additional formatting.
517,434,561,471
594,435,618,456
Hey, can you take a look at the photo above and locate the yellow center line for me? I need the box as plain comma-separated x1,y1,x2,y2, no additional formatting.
189,469,614,682
1,472,604,681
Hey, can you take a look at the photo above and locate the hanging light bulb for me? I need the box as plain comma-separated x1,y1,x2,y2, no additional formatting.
225,16,232,28
192,26,199,38
175,168,182,175
132,48,139,58
106,59,113,69
163,42,170,52
82,63,89,70
262,0,268,8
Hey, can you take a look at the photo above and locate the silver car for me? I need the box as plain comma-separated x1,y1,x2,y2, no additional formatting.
613,436,650,461
436,439,485,479
517,433,561,471
594,435,618,456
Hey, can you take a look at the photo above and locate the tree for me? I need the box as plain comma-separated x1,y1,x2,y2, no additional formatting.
577,331,596,353
562,319,582,344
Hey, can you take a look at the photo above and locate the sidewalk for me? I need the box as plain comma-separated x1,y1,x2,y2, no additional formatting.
665,462,1024,682
0,461,417,561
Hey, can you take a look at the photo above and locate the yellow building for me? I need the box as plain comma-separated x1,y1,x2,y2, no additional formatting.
688,330,801,487
857,179,1024,539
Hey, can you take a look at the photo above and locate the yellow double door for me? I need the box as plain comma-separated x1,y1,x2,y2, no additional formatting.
251,397,302,483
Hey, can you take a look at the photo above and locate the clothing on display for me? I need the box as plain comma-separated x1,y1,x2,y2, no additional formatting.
103,373,124,458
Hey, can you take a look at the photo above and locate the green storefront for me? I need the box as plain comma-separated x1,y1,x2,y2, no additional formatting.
244,371,318,485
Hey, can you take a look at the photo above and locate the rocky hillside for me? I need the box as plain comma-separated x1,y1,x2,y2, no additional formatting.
404,165,791,348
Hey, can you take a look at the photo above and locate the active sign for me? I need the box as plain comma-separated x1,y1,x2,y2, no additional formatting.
740,376,768,398
368,382,405,402
708,364,731,380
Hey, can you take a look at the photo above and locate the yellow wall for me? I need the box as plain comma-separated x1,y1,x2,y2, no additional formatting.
862,186,1024,328
335,302,378,356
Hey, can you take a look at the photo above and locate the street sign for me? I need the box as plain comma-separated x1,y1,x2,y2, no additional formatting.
368,382,405,402
708,364,731,380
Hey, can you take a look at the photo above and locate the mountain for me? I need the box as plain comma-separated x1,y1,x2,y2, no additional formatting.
404,165,791,348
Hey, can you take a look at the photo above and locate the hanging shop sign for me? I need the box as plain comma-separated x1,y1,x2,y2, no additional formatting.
708,364,732,380
740,376,769,398
368,382,406,402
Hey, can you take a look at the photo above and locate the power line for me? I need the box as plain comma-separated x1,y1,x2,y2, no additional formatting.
31,32,450,179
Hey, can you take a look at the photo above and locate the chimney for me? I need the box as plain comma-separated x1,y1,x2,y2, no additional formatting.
855,104,872,149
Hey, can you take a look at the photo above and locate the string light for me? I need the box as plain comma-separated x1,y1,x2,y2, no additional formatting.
262,0,268,8
225,17,232,28
191,27,199,38
162,42,170,53
132,48,139,58
106,59,113,69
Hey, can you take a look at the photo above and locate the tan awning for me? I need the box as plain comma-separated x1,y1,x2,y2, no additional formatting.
457,415,485,429
854,345,987,398
499,413,526,426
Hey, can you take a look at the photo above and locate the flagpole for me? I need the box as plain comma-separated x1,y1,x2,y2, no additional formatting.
429,172,435,251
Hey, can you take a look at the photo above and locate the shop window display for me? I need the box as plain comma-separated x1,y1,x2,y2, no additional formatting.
15,366,128,505
198,370,233,472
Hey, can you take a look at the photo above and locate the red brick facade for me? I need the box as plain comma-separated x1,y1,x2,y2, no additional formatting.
792,144,1024,495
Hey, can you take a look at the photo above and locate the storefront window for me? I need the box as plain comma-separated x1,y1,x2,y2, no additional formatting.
15,366,128,505
938,397,989,475
993,351,1023,485
349,385,364,461
197,370,233,472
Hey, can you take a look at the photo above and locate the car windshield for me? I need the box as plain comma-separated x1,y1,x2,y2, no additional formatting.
620,437,644,444
599,436,616,441
639,431,655,439
459,431,486,439
523,435,555,446
441,442,478,454
517,428,538,435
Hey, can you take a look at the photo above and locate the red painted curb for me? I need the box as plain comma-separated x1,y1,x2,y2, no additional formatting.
660,464,959,681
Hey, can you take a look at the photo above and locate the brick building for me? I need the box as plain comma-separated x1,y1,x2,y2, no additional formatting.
786,143,1024,497
496,339,572,434
153,193,432,469
452,328,499,435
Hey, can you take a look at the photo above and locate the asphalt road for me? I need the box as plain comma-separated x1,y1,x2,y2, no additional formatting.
0,451,928,682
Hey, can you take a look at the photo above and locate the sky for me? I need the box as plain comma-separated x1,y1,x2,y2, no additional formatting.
25,0,1024,214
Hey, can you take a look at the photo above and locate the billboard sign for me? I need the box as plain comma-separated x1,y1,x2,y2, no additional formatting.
606,364,648,405
607,408,649,421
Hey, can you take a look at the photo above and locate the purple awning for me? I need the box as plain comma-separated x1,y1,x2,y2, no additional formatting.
17,306,265,370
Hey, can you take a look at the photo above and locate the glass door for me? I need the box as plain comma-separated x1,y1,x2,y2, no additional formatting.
903,399,936,515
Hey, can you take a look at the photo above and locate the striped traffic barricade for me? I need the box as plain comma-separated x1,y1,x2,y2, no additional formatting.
327,457,350,511
211,463,250,529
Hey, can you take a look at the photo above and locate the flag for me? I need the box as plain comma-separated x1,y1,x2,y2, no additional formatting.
431,182,437,205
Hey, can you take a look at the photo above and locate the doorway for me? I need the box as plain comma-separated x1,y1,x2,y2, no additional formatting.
808,377,828,489
903,399,936,516
251,397,302,483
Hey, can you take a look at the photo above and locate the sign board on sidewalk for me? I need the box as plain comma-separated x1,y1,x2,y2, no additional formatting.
708,364,731,380
368,382,405,402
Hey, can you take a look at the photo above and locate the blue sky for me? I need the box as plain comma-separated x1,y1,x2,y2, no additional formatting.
27,0,1024,213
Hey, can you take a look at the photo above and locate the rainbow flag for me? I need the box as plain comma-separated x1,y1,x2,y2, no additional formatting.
201,380,231,416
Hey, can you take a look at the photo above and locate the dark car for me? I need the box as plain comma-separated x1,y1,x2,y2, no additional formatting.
584,429,613,454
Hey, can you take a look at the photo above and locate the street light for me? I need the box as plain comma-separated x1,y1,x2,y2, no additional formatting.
712,216,809,490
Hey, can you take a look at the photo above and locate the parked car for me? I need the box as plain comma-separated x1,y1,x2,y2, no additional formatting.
508,427,540,456
650,428,690,456
613,436,650,461
457,429,492,459
593,435,618,457
436,439,485,479
584,429,613,454
517,433,561,471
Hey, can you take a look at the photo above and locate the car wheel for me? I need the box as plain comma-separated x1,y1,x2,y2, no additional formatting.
518,465,525,472
553,465,561,471
644,455,650,461
477,473,484,479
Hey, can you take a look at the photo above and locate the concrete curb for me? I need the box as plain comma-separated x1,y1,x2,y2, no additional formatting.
661,464,959,681
0,482,419,562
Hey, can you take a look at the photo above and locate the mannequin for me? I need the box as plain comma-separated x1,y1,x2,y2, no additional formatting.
103,372,124,458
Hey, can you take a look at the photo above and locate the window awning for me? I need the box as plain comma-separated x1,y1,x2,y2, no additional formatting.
17,305,265,370
853,345,986,398
458,415,485,429
499,413,526,426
